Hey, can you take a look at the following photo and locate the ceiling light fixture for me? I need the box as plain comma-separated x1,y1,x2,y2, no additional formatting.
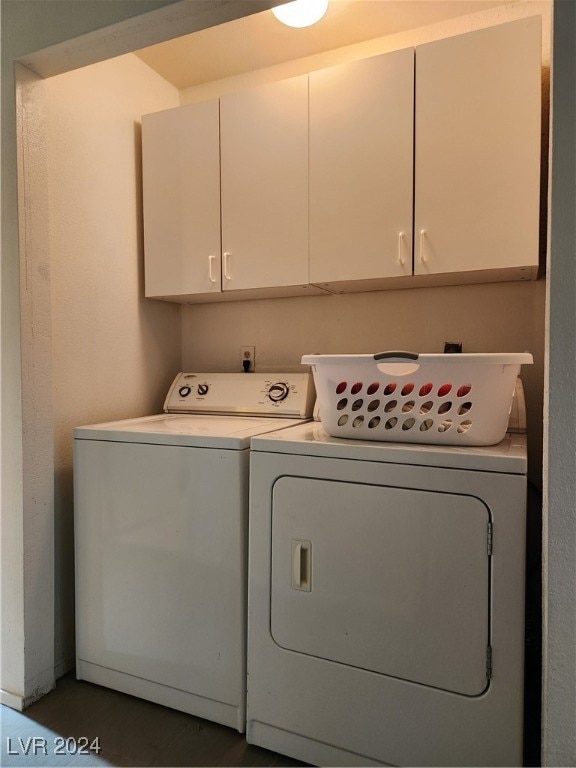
272,0,329,28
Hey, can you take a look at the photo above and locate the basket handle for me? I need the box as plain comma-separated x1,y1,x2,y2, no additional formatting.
374,351,419,362
374,351,420,376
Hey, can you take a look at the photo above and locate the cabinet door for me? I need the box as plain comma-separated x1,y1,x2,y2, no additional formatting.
142,100,221,298
414,17,541,277
309,49,414,288
220,76,309,291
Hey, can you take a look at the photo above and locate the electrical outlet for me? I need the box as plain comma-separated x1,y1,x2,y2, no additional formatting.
241,346,255,372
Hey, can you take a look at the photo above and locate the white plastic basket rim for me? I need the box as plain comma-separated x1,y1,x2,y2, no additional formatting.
302,352,533,366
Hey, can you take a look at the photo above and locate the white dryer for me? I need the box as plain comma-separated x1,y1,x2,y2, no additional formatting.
74,372,314,732
246,407,528,765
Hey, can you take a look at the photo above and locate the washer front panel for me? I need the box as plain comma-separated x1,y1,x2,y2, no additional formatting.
271,477,490,696
75,439,248,725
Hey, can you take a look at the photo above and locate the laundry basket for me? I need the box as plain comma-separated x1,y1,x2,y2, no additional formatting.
302,351,533,447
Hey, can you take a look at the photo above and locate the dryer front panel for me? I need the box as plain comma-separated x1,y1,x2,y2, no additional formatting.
270,477,490,696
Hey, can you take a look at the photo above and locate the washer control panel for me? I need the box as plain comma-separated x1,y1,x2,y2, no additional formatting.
164,373,315,418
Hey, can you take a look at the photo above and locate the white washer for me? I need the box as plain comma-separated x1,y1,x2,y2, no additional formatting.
247,402,527,765
74,372,314,732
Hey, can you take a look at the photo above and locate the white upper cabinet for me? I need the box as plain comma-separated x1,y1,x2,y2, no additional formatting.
142,100,221,299
309,49,415,289
220,75,310,292
414,17,541,279
142,17,542,304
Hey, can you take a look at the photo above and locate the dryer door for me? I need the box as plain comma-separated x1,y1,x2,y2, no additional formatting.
270,477,490,696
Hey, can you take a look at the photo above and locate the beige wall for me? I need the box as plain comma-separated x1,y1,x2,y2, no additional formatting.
182,281,545,484
45,53,181,675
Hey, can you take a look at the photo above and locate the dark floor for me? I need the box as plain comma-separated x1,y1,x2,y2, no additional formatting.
1,662,542,768
0,674,306,768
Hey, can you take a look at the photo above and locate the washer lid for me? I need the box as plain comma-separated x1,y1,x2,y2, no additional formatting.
74,413,308,449
250,421,527,474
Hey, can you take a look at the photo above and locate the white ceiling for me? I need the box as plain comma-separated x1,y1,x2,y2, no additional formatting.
134,0,513,90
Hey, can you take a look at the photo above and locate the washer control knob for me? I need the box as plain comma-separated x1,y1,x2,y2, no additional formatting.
198,384,209,396
268,382,290,402
178,385,192,397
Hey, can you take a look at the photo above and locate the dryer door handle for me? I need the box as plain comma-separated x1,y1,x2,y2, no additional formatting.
292,540,312,592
